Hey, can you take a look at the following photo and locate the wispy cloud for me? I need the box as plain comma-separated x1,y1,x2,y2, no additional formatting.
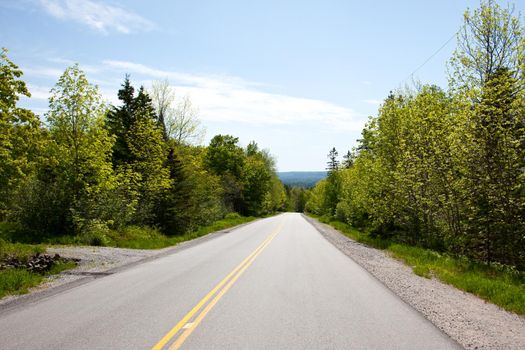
22,66,63,79
364,99,382,105
104,60,366,132
26,84,51,100
39,0,156,34
20,60,367,132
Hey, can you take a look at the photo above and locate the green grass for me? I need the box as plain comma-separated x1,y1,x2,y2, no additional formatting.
0,269,42,298
308,214,525,315
0,238,77,299
0,239,45,261
0,260,77,299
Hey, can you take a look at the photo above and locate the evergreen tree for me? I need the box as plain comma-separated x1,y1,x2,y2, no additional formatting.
461,68,525,266
326,147,339,174
125,98,170,225
106,75,135,166
324,147,341,216
156,147,192,234
342,150,354,169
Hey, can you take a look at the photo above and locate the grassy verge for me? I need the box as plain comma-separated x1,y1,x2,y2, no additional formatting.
0,239,77,299
308,214,525,315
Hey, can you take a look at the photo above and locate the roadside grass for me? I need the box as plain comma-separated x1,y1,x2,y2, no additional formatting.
0,240,45,261
0,238,77,299
0,260,77,299
308,214,525,315
0,269,42,298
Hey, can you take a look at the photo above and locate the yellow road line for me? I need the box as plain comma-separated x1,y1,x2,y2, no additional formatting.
151,220,284,350
168,228,280,350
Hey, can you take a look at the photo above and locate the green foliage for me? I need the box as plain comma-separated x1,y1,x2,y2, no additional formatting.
125,106,170,224
21,64,117,235
0,239,44,260
92,215,257,249
0,261,76,298
306,1,525,269
242,153,272,215
457,67,525,265
285,186,309,212
450,0,524,92
0,49,284,257
0,238,76,298
0,48,46,220
204,136,284,216
205,135,245,178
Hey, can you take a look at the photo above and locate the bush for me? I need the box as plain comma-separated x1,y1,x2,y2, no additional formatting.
224,212,241,220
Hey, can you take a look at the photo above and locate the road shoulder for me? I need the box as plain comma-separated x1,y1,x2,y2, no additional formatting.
304,214,525,350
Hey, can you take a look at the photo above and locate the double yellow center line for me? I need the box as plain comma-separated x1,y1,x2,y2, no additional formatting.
151,220,285,350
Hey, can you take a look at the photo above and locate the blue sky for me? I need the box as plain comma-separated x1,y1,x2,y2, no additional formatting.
1,0,495,171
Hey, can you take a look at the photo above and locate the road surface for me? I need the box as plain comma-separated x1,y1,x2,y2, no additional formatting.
0,213,460,349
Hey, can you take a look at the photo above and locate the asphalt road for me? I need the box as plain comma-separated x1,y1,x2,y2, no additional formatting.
0,213,460,349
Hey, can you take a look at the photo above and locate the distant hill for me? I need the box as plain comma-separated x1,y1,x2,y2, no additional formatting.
278,171,327,188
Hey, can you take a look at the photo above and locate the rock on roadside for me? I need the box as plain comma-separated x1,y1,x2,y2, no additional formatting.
304,215,525,350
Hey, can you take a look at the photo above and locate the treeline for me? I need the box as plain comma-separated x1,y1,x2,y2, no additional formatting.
306,1,525,269
0,50,286,240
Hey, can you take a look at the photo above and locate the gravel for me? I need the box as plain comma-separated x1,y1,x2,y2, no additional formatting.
304,215,525,350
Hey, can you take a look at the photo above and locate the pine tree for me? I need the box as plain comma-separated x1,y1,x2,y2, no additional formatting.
156,147,192,234
106,75,135,166
326,147,339,174
125,99,170,224
461,68,525,266
342,150,354,168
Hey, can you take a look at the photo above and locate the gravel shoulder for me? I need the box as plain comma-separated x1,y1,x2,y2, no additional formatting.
304,215,525,350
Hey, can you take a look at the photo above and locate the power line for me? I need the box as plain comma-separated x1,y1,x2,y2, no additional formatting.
402,31,458,84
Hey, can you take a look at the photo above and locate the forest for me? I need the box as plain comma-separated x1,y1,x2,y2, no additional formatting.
0,52,287,246
306,0,525,271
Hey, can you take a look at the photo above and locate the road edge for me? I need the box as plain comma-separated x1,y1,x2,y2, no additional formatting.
302,214,466,349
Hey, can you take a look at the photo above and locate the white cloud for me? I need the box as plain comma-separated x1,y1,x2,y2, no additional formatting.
364,99,382,105
39,0,156,34
104,60,367,132
20,59,367,132
26,84,51,100
22,66,63,78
